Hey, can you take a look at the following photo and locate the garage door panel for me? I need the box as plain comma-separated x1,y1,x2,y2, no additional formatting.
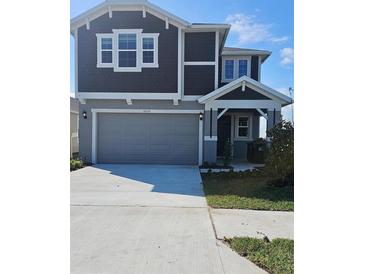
97,113,199,164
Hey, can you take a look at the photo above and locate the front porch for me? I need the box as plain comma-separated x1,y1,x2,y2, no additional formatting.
198,75,293,165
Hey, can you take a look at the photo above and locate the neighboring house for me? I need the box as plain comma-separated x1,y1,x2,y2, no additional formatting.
70,97,79,157
70,0,292,165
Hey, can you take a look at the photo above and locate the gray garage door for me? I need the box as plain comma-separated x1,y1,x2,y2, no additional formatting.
97,113,199,164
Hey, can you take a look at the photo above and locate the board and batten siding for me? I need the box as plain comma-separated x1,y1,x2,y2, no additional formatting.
183,32,216,95
77,11,178,93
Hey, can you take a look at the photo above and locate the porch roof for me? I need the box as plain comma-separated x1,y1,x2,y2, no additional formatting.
198,76,293,107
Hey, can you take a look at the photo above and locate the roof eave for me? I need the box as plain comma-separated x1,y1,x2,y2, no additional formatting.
198,76,293,106
70,1,190,32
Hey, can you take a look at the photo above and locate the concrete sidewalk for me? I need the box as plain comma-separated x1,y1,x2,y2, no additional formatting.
211,208,294,240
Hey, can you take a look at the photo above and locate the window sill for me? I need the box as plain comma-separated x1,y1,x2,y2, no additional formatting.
114,67,142,72
141,63,159,68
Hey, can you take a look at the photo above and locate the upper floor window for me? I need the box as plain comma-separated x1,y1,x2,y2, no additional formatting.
141,33,159,67
118,33,137,68
96,34,114,68
96,29,159,72
222,56,251,82
224,60,234,80
238,60,248,77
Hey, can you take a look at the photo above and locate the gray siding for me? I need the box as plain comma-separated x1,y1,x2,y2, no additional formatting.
203,109,218,164
184,32,215,62
203,109,218,138
78,11,178,93
251,56,259,81
218,87,271,100
184,65,215,95
203,141,217,164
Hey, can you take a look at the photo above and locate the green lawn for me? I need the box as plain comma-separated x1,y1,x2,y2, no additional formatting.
227,237,294,274
202,172,294,211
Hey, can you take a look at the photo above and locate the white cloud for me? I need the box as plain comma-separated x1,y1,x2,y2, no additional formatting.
280,47,294,66
225,13,289,45
271,36,289,43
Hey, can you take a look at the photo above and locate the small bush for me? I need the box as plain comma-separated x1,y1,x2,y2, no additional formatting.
70,158,84,171
223,140,232,167
265,121,294,187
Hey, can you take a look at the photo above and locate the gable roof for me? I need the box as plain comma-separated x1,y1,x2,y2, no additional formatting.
71,0,232,32
70,0,231,53
222,47,272,62
198,76,293,106
71,0,190,31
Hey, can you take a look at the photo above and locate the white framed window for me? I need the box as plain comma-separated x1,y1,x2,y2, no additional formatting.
224,59,234,80
235,116,251,139
222,56,251,82
238,59,248,77
96,34,114,68
96,29,159,72
141,33,159,67
113,29,142,72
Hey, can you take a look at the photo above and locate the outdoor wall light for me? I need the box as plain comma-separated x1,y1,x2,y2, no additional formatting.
199,112,203,120
82,111,87,119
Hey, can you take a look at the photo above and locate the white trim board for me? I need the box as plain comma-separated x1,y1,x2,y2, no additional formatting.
91,109,202,114
90,108,203,165
181,95,201,101
204,136,217,141
74,29,78,98
214,31,219,89
70,1,190,31
198,75,293,106
184,61,215,66
77,92,179,100
177,27,182,98
205,100,282,111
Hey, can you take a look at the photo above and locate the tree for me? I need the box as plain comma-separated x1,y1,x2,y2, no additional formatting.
265,121,294,186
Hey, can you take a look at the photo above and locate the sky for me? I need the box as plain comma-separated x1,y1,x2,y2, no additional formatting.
70,0,294,127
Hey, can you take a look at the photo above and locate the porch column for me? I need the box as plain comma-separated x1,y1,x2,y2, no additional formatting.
203,108,218,164
267,108,282,130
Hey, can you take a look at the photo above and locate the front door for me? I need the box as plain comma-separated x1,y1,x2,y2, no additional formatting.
217,115,231,157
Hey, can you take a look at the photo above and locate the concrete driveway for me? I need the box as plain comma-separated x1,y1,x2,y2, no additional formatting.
71,164,266,274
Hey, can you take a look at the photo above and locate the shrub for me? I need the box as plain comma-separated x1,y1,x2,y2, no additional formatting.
70,158,84,171
265,121,294,186
223,140,232,167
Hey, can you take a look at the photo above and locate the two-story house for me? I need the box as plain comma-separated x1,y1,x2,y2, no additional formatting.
71,0,293,165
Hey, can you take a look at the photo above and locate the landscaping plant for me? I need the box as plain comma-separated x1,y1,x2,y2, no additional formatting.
223,140,232,167
265,121,294,186
70,158,84,171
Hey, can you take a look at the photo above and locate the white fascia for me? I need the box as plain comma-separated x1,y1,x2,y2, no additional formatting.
70,1,189,32
198,76,293,106
77,92,180,100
